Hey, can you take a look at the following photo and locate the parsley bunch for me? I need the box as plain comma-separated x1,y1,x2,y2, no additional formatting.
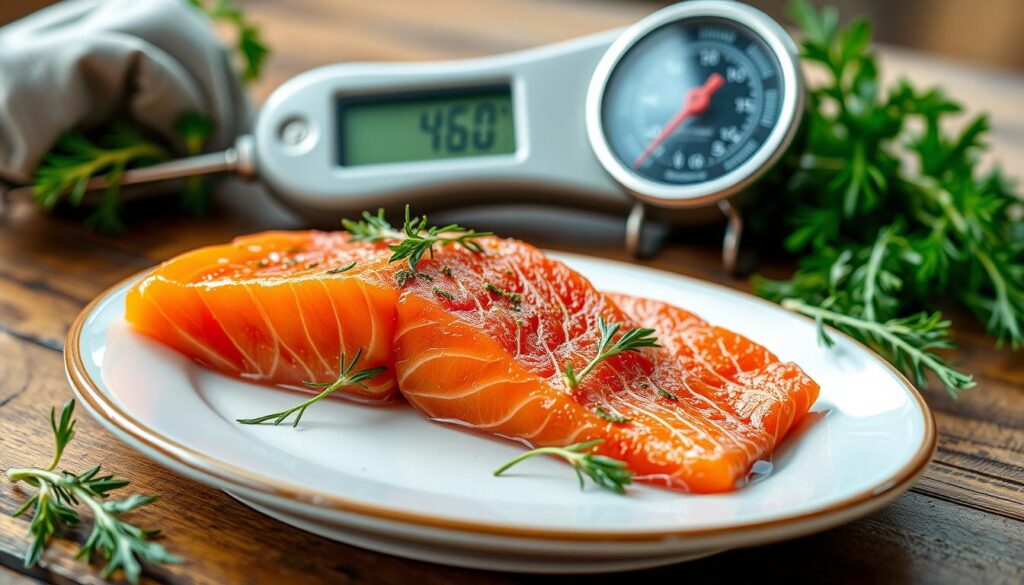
754,0,1023,396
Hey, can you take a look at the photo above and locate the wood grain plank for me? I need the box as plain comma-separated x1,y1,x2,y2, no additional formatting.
916,461,1024,522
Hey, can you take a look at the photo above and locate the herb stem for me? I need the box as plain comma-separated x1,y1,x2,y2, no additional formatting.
564,318,659,389
236,348,386,427
492,446,573,478
862,226,892,322
6,468,62,484
782,298,974,394
493,439,634,494
6,400,177,581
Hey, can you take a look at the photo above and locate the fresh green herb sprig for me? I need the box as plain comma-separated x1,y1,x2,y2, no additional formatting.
343,206,492,269
32,125,168,233
189,0,270,83
782,299,974,392
325,261,357,275
237,348,386,427
5,400,179,583
493,439,634,494
564,318,660,389
753,0,1023,395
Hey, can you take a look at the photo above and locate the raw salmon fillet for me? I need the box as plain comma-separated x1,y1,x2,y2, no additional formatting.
393,238,819,492
125,231,398,401
609,293,818,449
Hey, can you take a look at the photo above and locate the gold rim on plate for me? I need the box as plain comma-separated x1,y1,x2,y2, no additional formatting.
65,261,937,542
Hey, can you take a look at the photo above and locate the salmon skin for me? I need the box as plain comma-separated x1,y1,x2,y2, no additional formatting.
393,237,819,492
125,231,399,401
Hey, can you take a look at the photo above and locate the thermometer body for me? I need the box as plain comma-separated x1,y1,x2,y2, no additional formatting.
253,30,633,218
21,1,801,244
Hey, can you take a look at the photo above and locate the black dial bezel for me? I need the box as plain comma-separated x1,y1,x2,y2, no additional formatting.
586,1,803,208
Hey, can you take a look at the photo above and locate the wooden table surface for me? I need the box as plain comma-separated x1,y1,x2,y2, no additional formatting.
2,1,1023,583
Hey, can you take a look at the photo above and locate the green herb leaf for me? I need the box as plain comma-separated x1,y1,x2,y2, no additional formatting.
189,0,270,83
325,261,357,275
563,317,660,388
484,282,522,307
594,406,631,424
175,112,216,216
492,439,634,494
655,386,678,401
5,400,178,582
236,348,386,427
47,400,76,472
753,1,1024,395
343,206,491,269
433,287,455,300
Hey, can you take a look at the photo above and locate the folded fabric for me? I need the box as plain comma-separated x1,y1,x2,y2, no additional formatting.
0,0,250,185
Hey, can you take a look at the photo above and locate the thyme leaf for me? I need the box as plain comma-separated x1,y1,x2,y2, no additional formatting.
492,439,634,494
343,206,491,269
236,348,386,427
563,317,660,389
484,282,522,307
325,261,357,275
5,400,179,582
594,406,631,424
655,386,679,401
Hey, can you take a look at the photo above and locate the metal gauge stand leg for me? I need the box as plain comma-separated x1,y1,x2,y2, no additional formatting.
625,202,646,258
718,199,743,275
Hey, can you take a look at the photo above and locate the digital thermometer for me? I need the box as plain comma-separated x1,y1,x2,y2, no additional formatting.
45,1,804,267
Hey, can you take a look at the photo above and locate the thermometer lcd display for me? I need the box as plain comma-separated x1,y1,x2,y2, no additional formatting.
337,86,515,166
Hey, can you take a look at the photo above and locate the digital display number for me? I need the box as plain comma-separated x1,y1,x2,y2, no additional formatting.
337,87,515,166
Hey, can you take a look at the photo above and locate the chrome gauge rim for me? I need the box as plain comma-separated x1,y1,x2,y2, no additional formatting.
586,0,804,208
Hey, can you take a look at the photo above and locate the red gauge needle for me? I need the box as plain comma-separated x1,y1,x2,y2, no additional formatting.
632,72,726,169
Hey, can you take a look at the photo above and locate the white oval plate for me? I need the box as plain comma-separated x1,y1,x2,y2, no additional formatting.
67,253,934,573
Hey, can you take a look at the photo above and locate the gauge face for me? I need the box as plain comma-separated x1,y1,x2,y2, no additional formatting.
599,16,787,190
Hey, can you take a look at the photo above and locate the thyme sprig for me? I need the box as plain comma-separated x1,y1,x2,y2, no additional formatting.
564,318,660,389
236,348,386,427
343,206,491,269
5,400,179,583
782,299,975,395
493,439,634,494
